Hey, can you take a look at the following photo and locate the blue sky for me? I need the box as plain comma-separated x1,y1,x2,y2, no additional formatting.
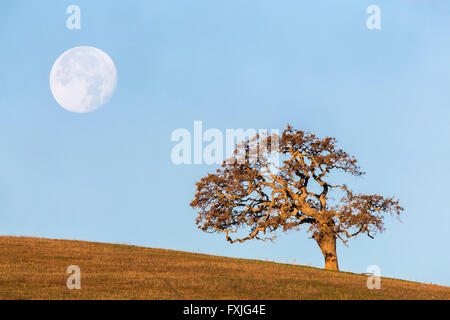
1,1,450,286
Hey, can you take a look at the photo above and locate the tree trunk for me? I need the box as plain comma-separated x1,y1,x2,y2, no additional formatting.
314,233,339,271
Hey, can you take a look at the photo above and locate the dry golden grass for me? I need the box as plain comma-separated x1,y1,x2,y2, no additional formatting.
0,236,448,300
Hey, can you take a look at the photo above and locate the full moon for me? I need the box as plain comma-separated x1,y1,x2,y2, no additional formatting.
50,46,117,113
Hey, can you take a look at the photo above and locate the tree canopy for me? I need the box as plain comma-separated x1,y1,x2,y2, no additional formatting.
190,125,403,270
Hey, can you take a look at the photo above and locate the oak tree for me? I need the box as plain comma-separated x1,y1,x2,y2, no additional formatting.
190,125,403,270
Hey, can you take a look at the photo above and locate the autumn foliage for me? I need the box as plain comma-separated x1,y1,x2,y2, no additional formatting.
190,125,403,270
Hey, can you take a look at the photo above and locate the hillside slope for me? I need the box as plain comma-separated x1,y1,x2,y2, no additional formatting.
0,236,448,299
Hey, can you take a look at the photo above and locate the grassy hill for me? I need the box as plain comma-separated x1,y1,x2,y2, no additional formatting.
0,236,448,300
